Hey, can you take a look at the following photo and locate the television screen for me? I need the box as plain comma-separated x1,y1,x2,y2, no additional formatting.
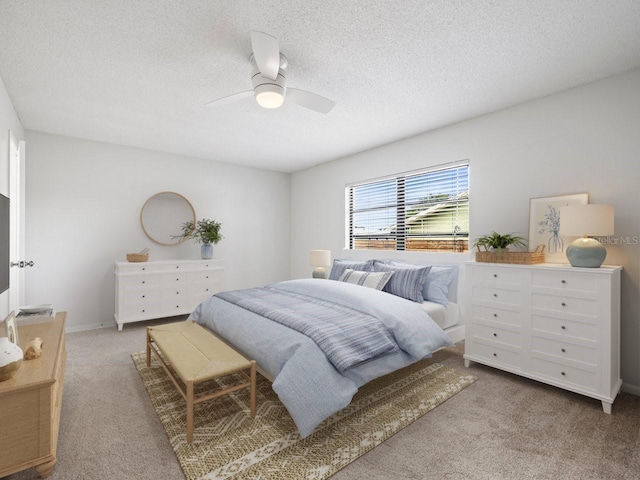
0,193,9,294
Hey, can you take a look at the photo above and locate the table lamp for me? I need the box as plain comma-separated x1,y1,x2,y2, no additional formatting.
559,204,614,268
309,250,331,279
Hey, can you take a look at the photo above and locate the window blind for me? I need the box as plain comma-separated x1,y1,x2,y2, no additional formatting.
347,162,469,252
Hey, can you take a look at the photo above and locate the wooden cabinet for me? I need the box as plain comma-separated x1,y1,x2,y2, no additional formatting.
0,312,66,479
463,262,622,413
114,259,224,331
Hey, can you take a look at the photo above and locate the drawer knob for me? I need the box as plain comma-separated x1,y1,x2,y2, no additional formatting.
176,305,179,308
176,291,179,294
493,352,497,357
176,278,180,281
206,276,209,279
142,267,146,271
561,325,567,330
142,295,145,298
493,333,497,337
493,293,498,298
493,274,498,278
176,266,180,269
561,302,566,307
142,309,145,312
142,280,145,284
493,313,498,318
561,348,566,353
561,371,566,376
206,288,209,292
561,280,566,284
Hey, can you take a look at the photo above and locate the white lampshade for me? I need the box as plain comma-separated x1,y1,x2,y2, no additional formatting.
560,204,614,236
309,250,332,267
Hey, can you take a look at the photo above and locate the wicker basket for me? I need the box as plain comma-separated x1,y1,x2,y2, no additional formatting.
475,245,545,265
126,253,149,263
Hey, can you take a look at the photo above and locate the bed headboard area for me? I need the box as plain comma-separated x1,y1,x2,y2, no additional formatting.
340,249,471,303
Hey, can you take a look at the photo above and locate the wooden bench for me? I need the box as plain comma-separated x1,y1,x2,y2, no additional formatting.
146,320,256,443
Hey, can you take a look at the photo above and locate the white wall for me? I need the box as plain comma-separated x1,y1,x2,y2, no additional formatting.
0,75,24,318
290,68,640,392
23,131,291,331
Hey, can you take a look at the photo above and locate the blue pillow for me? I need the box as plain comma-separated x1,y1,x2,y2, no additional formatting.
372,263,431,303
423,266,457,306
328,259,374,281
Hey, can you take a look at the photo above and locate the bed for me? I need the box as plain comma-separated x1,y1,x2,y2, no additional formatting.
188,253,467,438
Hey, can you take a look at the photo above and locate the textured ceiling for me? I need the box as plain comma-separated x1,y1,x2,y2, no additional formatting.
0,1,639,173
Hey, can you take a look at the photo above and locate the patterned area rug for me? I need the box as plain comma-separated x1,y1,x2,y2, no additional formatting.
132,351,476,480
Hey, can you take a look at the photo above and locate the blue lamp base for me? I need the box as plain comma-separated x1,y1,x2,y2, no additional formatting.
312,267,328,279
566,237,607,268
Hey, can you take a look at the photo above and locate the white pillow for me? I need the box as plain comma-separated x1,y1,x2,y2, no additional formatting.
338,269,393,291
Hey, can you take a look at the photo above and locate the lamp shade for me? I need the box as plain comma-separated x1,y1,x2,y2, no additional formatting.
559,204,614,237
309,250,331,267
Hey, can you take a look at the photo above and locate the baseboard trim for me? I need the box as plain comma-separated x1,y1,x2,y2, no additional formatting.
65,322,114,333
622,382,640,396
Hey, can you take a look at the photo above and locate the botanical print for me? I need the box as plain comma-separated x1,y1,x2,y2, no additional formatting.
529,193,588,263
537,205,563,253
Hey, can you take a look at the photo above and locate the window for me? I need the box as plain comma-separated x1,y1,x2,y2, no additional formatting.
347,161,469,252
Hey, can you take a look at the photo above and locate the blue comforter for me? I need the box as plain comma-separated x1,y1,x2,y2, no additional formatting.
215,286,398,372
188,278,453,438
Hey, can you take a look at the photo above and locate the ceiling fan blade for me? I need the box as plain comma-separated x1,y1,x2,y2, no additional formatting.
251,31,280,80
286,88,335,114
205,90,253,107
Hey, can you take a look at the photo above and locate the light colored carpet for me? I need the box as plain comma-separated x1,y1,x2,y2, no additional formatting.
3,318,639,480
132,351,476,480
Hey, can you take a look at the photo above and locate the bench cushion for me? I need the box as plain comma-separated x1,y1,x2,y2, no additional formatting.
148,321,251,382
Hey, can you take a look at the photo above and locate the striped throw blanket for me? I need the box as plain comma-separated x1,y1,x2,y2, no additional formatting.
215,286,398,372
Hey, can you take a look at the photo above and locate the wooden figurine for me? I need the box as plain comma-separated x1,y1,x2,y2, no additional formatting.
24,337,43,360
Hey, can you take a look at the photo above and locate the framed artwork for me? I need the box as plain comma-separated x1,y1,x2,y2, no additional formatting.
529,193,588,263
4,310,18,345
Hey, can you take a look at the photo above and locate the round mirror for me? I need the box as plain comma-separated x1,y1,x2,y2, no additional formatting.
140,192,196,246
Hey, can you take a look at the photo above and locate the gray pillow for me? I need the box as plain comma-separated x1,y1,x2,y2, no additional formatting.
372,262,431,303
338,269,393,290
328,259,374,281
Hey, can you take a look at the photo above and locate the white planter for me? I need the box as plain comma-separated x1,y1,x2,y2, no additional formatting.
0,337,23,382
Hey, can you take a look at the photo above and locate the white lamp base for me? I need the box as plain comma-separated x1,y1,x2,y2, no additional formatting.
566,237,607,268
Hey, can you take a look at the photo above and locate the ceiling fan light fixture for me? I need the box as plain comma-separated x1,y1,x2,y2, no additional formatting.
254,84,284,109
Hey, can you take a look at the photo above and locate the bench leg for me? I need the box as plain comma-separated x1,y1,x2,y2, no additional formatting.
146,328,151,367
186,380,194,444
250,360,256,418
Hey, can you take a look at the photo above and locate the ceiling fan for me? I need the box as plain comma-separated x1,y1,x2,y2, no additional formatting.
206,31,335,114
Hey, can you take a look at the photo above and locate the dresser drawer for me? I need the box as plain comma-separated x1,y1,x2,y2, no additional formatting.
473,266,524,285
531,293,598,317
188,270,224,284
531,336,597,366
532,270,597,294
531,314,597,342
473,286,522,306
122,302,160,320
120,275,161,289
468,341,522,370
531,357,596,391
472,323,521,347
472,305,522,326
123,289,161,304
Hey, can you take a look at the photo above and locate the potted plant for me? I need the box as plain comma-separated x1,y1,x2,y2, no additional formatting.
177,219,223,259
472,231,527,253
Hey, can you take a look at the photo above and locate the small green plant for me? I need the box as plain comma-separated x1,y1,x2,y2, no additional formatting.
473,231,527,252
177,219,223,245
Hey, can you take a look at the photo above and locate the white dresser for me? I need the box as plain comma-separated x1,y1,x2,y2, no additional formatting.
114,259,224,331
463,261,622,413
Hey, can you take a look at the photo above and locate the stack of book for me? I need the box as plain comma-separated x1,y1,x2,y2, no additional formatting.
16,308,55,326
